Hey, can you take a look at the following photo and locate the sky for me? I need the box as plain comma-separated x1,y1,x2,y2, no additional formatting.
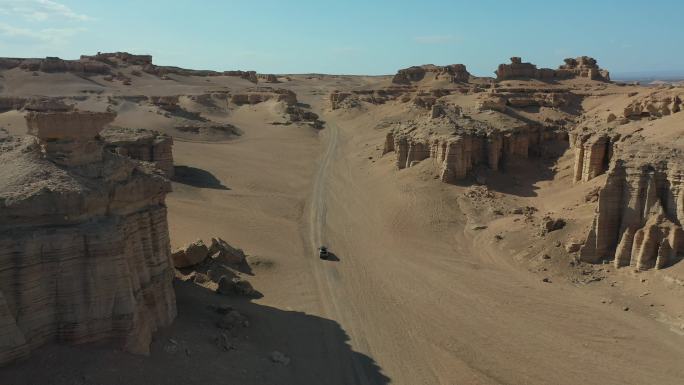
0,0,683,77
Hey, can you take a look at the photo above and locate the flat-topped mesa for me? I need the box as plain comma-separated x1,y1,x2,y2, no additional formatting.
0,102,176,366
392,64,470,84
557,56,610,81
495,56,609,81
81,52,153,66
0,56,111,74
101,127,175,177
25,101,115,167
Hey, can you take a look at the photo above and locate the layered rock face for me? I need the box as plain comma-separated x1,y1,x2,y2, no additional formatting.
557,56,610,81
0,106,176,366
571,86,684,270
0,96,28,112
230,87,297,106
148,95,181,111
392,64,470,84
81,52,153,65
623,91,682,119
495,56,609,81
385,116,566,183
570,132,613,182
479,87,573,111
101,127,175,177
579,154,684,270
0,56,110,74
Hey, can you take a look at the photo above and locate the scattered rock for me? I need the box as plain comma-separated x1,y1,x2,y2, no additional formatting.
209,237,247,264
172,240,209,268
192,272,210,284
541,217,566,234
217,276,255,297
564,240,583,253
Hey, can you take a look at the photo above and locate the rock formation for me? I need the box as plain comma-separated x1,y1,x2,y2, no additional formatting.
0,97,28,112
148,95,181,111
230,87,297,106
81,52,153,66
0,56,110,74
0,101,176,366
571,132,613,183
392,64,470,84
101,127,175,177
495,56,609,81
384,114,567,183
623,91,682,119
579,154,683,269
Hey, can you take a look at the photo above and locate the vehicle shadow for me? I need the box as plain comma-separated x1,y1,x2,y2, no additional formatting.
172,165,230,190
322,251,341,262
0,280,391,385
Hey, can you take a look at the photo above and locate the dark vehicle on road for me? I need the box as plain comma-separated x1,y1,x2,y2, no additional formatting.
319,246,329,260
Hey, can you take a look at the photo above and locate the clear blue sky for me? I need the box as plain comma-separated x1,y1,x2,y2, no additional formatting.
0,0,682,76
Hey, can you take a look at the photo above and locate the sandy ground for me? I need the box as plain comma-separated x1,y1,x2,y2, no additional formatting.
1,72,683,385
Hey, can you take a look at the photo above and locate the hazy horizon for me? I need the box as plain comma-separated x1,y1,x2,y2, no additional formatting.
0,0,683,77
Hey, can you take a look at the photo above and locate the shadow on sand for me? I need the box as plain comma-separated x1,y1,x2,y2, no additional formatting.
172,165,230,190
0,280,390,385
322,251,341,262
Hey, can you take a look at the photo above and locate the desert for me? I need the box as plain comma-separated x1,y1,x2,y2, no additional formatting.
1,2,684,385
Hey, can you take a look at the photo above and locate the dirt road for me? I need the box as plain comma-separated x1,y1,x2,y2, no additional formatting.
295,109,684,385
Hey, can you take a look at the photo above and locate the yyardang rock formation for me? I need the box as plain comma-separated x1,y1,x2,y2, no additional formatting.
572,87,684,270
495,56,610,81
0,101,176,366
101,127,175,177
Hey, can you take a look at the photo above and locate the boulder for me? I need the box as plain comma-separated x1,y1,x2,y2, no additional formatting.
172,240,209,268
542,218,566,234
208,238,246,264
216,276,255,297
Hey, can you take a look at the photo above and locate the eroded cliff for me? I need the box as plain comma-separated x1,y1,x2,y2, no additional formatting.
0,102,176,366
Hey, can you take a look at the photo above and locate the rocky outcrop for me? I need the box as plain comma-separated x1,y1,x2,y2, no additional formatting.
0,104,176,366
148,95,180,111
329,86,418,110
579,154,684,270
25,101,116,167
386,120,566,182
479,88,572,111
495,57,543,80
557,56,610,81
0,56,111,74
392,64,470,84
230,87,297,106
570,132,613,182
0,97,28,112
82,52,153,66
623,92,682,119
101,127,175,177
258,74,280,83
495,57,609,81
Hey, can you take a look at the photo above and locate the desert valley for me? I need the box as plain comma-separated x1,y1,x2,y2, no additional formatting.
0,51,683,385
